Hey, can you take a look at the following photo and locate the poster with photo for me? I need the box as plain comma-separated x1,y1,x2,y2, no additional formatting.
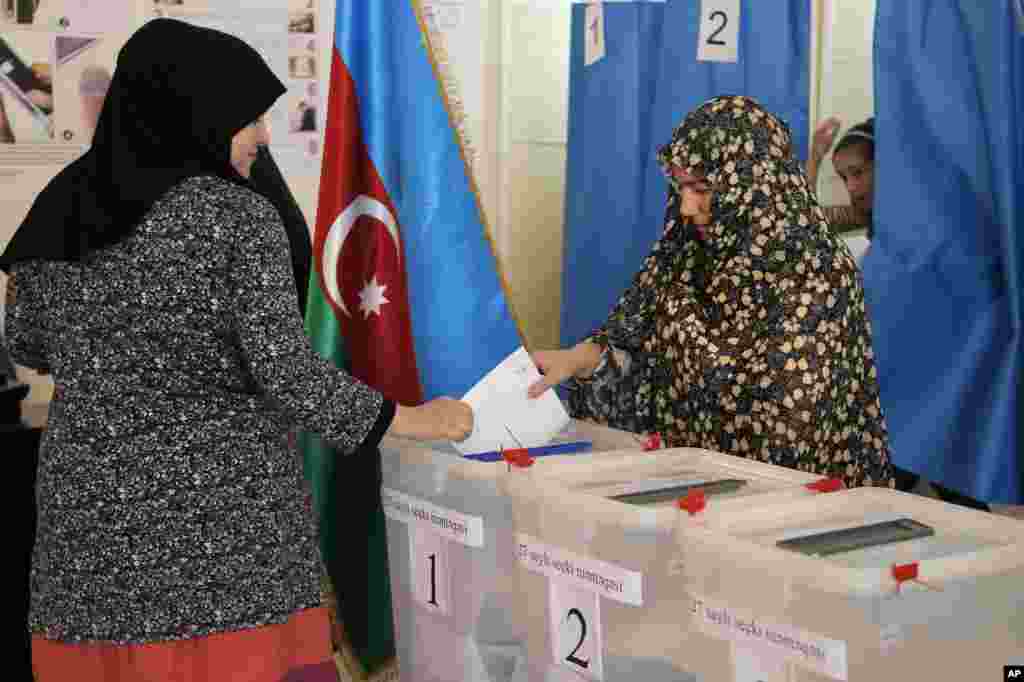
1,0,140,148
3,0,141,35
0,29,55,144
284,11,318,165
52,33,120,145
152,0,211,19
286,78,318,134
2,0,327,233
287,0,313,34
287,32,315,78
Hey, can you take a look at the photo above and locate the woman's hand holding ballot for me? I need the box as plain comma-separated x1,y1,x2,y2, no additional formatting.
390,397,475,442
527,342,604,398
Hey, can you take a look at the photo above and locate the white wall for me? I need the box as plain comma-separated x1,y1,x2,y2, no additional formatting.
815,0,876,206
497,0,570,351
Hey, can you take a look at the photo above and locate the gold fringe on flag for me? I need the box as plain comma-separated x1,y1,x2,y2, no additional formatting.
411,0,530,349
416,2,479,173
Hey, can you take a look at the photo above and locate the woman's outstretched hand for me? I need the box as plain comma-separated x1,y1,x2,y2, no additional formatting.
390,397,474,441
527,343,603,398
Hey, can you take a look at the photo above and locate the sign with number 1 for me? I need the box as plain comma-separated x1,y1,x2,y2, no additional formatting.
410,524,450,615
584,2,606,66
697,0,740,63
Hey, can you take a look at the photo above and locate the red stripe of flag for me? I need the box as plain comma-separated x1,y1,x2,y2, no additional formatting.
313,50,423,405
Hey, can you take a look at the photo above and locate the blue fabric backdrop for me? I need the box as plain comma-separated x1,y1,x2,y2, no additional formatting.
561,0,811,347
865,0,1023,503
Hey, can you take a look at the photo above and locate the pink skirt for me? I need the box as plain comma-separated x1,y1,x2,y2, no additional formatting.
33,607,338,682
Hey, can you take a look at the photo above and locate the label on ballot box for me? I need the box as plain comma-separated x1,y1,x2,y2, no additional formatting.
382,488,485,548
518,535,644,681
409,523,451,615
517,534,643,606
549,580,604,680
383,489,485,616
692,594,848,681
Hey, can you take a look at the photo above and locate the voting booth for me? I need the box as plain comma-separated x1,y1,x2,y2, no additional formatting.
380,420,640,682
674,486,1024,681
501,447,829,681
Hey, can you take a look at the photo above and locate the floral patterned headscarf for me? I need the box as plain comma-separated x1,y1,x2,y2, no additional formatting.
655,95,823,262
570,95,892,488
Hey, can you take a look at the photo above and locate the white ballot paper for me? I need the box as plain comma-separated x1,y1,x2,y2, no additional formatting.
454,346,570,455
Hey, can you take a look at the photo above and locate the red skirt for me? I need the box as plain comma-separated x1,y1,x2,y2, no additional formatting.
32,607,338,682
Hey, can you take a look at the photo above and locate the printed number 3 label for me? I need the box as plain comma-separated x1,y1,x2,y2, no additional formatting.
410,525,450,615
697,0,740,63
550,581,604,680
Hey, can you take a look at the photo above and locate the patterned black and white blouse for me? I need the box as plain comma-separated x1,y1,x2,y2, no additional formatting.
5,175,393,644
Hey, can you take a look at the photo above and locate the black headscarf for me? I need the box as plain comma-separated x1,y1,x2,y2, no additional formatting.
0,18,286,271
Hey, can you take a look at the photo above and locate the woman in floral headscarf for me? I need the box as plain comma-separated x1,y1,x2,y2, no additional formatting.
530,96,892,488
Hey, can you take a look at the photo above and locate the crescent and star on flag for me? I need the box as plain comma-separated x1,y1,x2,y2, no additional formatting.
321,194,401,320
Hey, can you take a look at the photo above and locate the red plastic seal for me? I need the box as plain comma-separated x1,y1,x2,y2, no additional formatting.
677,489,706,516
642,433,663,451
891,563,919,583
805,478,844,493
502,448,534,468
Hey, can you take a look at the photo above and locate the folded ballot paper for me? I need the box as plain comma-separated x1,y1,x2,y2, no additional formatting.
454,346,571,456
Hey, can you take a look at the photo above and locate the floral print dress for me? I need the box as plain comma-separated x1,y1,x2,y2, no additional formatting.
568,96,893,488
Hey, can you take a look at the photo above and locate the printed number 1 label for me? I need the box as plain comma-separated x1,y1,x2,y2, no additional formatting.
584,2,606,66
697,0,740,63
550,581,604,680
410,524,450,615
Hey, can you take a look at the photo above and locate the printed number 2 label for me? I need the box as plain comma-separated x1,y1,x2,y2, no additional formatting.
550,581,604,680
410,524,450,615
697,0,740,63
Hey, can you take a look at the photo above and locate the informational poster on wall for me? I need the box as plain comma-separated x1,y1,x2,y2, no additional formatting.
1,1,143,232
1,0,325,416
152,0,322,180
0,0,326,236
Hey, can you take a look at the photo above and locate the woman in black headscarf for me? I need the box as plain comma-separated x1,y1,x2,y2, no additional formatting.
2,19,471,682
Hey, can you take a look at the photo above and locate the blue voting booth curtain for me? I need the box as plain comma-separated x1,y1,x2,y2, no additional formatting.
561,0,811,348
865,1,1024,504
561,1,667,348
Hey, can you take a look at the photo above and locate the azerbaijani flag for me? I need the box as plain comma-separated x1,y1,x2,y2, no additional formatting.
301,0,522,676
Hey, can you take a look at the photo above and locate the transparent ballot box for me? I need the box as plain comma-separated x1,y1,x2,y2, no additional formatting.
379,420,641,682
674,486,1024,681
501,447,830,681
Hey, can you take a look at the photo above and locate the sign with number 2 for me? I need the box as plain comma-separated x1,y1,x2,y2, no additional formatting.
697,0,740,63
550,581,604,680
